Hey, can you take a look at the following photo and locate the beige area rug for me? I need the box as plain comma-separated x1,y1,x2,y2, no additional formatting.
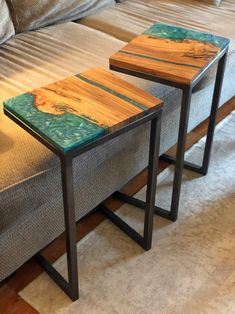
20,111,235,314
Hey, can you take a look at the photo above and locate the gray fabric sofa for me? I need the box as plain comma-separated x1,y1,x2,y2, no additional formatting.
0,0,235,281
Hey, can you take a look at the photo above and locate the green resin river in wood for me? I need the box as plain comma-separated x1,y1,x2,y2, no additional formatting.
144,23,229,49
110,22,230,85
4,93,106,153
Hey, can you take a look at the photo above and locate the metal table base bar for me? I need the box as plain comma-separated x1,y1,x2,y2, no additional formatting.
101,204,145,248
160,154,205,175
112,191,172,221
34,253,74,299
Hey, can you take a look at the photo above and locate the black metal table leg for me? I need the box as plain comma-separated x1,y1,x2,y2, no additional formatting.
161,51,228,176
200,51,228,175
35,157,79,301
169,86,192,221
101,113,162,251
143,114,162,250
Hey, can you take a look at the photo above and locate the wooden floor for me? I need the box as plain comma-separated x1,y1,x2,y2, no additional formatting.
0,97,234,314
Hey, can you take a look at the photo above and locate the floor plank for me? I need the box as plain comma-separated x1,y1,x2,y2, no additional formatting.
0,97,234,313
0,285,39,314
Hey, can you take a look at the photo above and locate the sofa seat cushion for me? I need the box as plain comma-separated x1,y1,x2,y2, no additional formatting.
81,0,235,45
0,21,173,231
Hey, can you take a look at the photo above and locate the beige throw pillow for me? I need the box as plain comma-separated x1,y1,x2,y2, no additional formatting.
0,0,15,44
6,0,115,33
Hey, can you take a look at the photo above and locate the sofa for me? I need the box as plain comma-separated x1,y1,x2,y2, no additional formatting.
0,0,234,281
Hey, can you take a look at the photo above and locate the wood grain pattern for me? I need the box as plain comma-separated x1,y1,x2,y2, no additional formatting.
3,67,162,153
110,23,229,85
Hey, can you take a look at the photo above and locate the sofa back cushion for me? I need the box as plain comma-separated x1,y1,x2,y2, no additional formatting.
0,0,15,44
6,0,115,33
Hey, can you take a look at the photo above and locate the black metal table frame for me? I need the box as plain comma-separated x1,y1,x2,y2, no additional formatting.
4,106,162,301
110,47,228,222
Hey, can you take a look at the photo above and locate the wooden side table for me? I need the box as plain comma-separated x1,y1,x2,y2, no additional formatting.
3,67,163,301
110,23,229,222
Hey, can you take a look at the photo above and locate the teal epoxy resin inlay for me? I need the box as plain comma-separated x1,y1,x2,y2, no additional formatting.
3,93,106,153
144,23,229,49
118,50,201,69
76,74,149,111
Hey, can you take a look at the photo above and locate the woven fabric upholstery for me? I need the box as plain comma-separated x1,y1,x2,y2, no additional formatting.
0,11,234,279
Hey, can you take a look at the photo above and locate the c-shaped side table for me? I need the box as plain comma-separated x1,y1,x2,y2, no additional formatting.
110,22,229,222
3,67,163,301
